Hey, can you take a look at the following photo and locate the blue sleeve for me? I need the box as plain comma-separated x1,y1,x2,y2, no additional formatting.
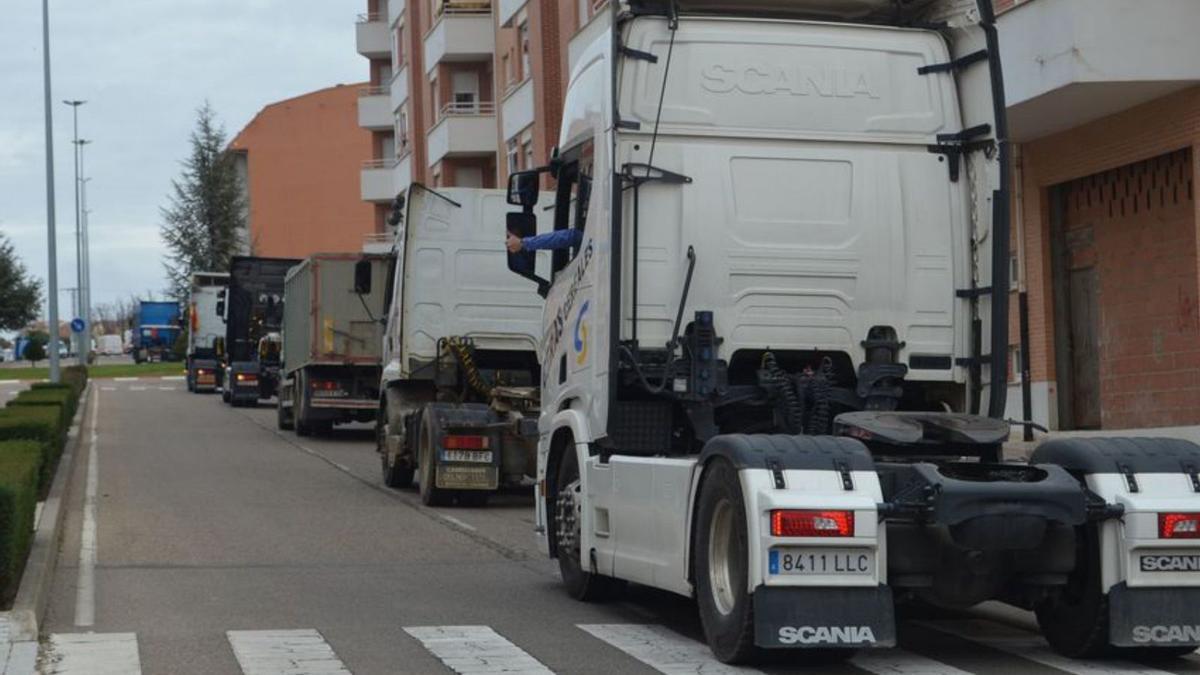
522,228,583,252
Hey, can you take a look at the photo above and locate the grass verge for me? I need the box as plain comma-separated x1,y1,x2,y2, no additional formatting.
0,361,184,381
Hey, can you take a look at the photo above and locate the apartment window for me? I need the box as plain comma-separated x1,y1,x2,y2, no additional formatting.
381,134,396,162
522,138,534,172
452,71,480,113
506,139,519,174
578,0,589,27
502,53,513,89
457,166,484,188
518,20,531,80
397,109,410,155
393,26,405,69
379,64,393,86
1009,345,1023,383
430,77,439,121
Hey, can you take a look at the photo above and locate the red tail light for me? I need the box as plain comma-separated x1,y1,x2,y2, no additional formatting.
1160,513,1200,539
771,510,854,538
311,380,340,391
236,373,257,382
442,435,489,450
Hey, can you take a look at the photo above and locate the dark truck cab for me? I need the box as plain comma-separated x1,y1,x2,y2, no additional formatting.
219,256,299,407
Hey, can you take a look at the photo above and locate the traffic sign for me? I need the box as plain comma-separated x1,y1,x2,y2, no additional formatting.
70,318,85,333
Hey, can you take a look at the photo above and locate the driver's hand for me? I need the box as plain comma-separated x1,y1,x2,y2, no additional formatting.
506,232,523,254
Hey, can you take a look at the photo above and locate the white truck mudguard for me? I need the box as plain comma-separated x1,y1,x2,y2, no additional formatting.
697,435,895,649
1032,437,1200,651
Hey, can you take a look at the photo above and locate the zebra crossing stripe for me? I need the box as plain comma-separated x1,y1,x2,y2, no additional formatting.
577,624,761,674
852,648,975,675
919,619,1180,675
43,633,142,674
227,630,351,675
403,625,554,674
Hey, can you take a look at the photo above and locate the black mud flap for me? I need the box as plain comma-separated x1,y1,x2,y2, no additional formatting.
754,585,896,649
1110,583,1200,647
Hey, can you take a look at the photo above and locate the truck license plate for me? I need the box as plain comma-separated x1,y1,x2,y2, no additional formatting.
442,449,492,463
436,465,498,490
197,375,215,385
769,548,874,576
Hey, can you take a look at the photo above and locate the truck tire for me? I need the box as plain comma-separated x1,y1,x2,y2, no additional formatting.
1036,524,1197,660
418,411,451,506
554,448,620,602
694,458,758,664
381,445,415,488
222,387,231,404
276,401,293,431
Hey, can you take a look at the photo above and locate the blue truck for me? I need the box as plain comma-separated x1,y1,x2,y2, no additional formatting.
132,301,182,363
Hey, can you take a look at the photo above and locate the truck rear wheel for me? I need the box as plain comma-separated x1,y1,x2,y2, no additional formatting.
380,429,414,489
418,412,451,506
554,448,620,602
695,458,758,664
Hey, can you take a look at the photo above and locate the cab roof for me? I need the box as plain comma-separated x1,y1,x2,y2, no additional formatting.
626,0,963,25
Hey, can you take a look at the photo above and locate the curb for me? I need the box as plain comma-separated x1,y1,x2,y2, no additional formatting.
6,381,92,643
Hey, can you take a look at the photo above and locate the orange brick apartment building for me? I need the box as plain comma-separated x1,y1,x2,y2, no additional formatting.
356,0,1200,432
229,84,377,258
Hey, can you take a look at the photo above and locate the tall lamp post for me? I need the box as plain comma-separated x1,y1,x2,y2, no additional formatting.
41,0,61,382
64,100,87,365
77,140,93,362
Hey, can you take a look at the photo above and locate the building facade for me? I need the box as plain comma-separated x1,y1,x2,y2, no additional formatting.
230,84,377,259
999,0,1200,430
355,0,608,204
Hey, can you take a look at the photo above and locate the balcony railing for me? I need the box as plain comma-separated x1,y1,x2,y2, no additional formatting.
359,85,389,97
363,158,400,170
356,12,385,23
435,0,491,17
440,101,495,116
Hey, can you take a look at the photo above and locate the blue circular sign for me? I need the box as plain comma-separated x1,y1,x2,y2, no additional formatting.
70,318,85,333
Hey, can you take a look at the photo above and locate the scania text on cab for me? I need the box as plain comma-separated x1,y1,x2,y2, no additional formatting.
503,0,1200,664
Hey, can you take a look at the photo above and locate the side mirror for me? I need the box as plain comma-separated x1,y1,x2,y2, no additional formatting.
507,170,540,209
354,259,373,295
506,212,550,298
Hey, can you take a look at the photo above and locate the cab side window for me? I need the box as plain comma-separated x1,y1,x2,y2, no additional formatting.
551,139,595,275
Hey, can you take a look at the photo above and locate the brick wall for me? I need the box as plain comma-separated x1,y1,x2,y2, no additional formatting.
1016,86,1200,429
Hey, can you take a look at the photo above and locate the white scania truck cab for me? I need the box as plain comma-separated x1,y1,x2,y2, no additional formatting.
502,0,1200,664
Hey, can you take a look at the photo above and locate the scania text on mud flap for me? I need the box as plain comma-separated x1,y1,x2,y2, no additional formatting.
502,0,1200,665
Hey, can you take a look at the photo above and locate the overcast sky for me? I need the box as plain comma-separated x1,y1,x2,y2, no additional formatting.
0,0,365,324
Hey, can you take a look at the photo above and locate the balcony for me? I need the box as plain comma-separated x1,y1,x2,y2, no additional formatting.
362,232,393,254
388,0,406,27
358,87,392,131
999,0,1200,140
426,102,497,165
356,13,391,58
423,2,494,75
390,65,410,112
498,0,526,27
501,79,534,141
393,153,413,195
361,158,399,203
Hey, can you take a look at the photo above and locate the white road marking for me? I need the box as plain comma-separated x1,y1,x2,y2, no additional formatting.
438,514,477,532
0,380,20,387
129,386,147,392
100,386,116,392
160,375,185,381
34,501,44,531
852,649,975,675
404,625,554,674
919,619,1179,675
157,386,175,391
113,377,138,382
578,624,761,674
75,389,99,627
43,633,141,674
227,629,350,675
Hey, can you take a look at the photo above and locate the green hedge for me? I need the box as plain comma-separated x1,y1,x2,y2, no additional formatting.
0,407,63,495
0,442,41,601
8,389,74,428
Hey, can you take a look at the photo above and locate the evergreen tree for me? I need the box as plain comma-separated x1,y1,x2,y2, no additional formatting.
0,233,43,331
160,102,246,301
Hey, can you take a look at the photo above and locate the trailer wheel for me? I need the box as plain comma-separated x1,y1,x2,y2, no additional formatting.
695,458,757,664
380,430,414,490
554,448,620,602
418,412,451,506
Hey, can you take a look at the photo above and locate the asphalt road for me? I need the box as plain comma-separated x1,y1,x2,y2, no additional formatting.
33,381,1200,674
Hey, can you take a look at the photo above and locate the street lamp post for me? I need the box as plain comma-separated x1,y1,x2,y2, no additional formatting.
64,100,86,365
77,140,93,361
41,0,61,382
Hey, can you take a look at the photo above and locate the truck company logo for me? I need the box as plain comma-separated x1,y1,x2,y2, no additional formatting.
777,625,876,646
1132,625,1200,644
574,300,590,366
542,239,595,386
701,64,879,99
1141,554,1200,572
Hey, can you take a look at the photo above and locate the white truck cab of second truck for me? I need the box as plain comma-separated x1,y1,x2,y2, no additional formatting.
508,0,1200,665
